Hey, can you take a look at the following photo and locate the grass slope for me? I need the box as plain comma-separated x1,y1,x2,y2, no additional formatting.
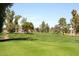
0,32,79,56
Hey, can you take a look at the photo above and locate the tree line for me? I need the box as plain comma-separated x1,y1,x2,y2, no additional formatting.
0,3,79,34
3,7,34,33
53,10,79,34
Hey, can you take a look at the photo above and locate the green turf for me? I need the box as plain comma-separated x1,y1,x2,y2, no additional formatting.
0,32,79,56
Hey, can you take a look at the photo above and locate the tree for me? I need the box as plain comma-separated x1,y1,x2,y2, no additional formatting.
14,15,21,32
58,17,67,34
71,10,79,33
59,17,66,26
40,21,49,32
5,8,15,32
66,24,71,33
29,22,34,31
22,22,34,33
4,8,22,33
35,27,40,32
40,21,46,32
45,23,49,32
53,25,60,34
0,3,13,32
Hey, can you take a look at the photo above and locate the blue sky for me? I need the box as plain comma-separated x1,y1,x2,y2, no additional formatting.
11,3,79,28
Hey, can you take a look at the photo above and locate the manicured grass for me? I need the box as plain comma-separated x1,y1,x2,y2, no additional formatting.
0,32,79,56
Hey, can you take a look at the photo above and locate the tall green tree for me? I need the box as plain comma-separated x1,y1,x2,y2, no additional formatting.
0,3,13,32
22,22,34,33
14,15,21,32
45,23,49,32
71,10,79,33
5,8,15,32
40,21,46,32
58,17,67,34
59,17,66,26
40,21,49,32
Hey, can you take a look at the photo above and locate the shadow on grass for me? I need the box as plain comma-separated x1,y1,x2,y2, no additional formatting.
0,37,37,42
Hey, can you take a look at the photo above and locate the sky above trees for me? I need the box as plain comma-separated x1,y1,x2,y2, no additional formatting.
11,3,79,28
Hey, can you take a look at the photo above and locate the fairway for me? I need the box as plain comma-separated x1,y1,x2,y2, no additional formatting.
1,3,79,57
0,33,79,56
